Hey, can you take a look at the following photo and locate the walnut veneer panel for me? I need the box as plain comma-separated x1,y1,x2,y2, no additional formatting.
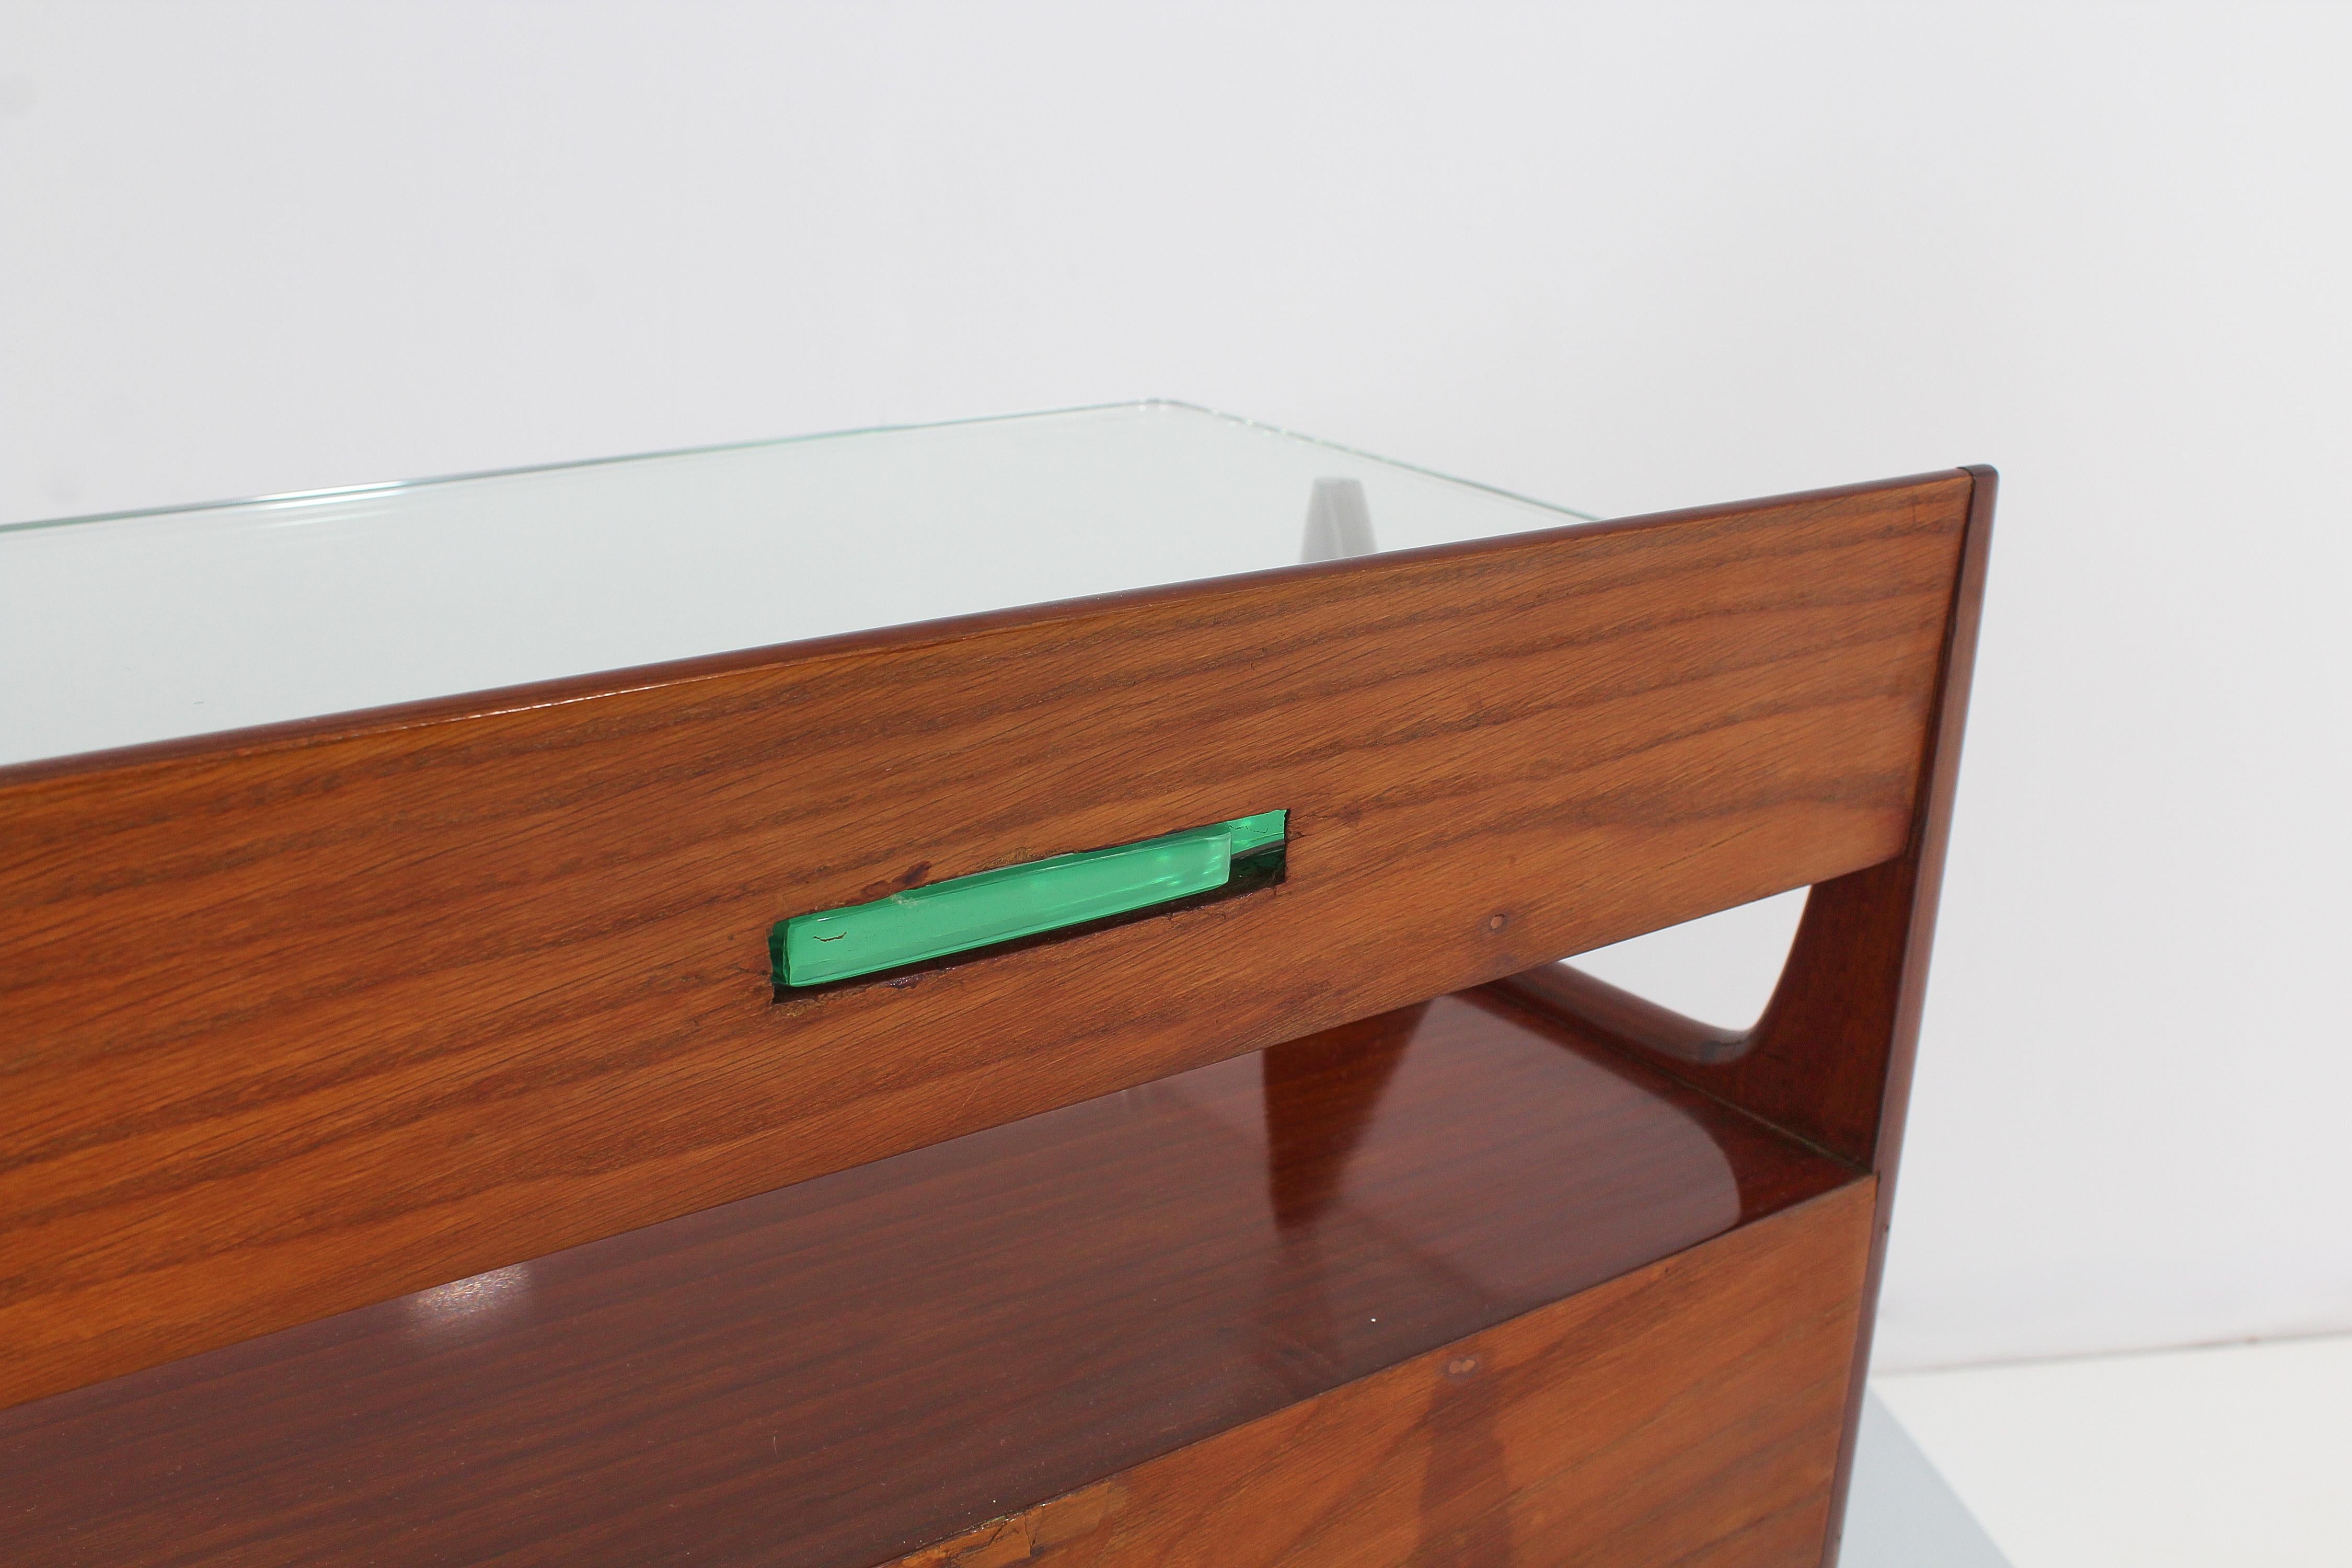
0,471,1968,1405
0,990,1855,1565
902,1181,1876,1568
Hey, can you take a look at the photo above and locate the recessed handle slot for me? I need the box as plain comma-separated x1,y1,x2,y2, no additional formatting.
773,810,1287,988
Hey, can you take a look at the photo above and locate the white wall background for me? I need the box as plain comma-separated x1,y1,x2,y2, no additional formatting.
4,1,2347,1371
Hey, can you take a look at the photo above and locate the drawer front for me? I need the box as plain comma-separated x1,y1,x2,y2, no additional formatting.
0,472,1969,1406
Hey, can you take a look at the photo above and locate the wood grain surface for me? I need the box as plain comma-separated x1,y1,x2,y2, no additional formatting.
1493,465,1994,1564
1498,471,1991,1167
898,1181,1876,1568
0,989,1858,1566
0,471,1970,1408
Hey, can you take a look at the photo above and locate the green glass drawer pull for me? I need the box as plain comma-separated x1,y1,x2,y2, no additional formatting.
773,810,1286,988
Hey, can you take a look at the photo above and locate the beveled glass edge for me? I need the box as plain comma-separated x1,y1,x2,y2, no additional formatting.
0,400,1598,536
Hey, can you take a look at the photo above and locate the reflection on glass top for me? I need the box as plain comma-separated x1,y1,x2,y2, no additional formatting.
0,402,1592,768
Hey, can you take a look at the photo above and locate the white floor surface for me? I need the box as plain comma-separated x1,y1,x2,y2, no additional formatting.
1843,1391,2012,1567
1871,1334,2352,1567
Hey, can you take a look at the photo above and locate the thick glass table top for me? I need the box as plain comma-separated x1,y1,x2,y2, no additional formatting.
0,402,1590,768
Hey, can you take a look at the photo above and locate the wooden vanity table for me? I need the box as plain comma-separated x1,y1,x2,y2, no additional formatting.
0,405,1992,1565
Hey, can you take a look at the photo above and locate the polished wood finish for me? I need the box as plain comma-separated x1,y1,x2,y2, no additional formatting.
0,472,1972,1408
1494,465,1995,1564
894,1181,1876,1568
0,989,1858,1566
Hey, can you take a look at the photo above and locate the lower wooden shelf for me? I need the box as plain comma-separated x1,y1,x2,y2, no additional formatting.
0,987,1869,1567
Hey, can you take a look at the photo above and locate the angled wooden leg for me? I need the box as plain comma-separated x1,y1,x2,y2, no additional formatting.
1262,1006,1419,1231
1494,466,1996,1565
